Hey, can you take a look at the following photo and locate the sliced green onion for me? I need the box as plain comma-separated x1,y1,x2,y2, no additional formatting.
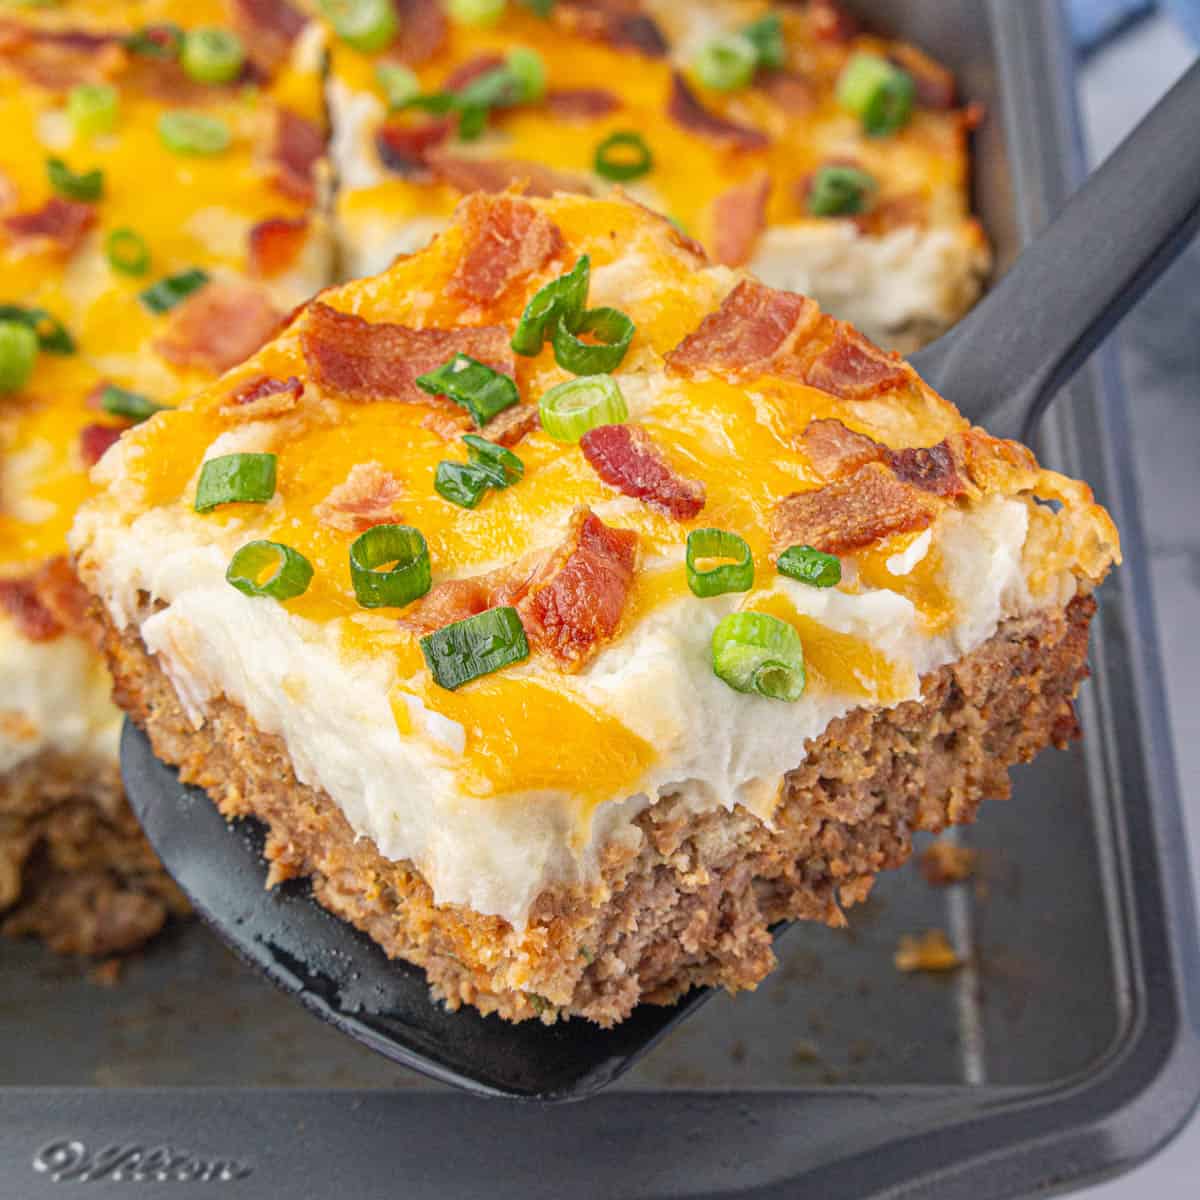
319,0,398,52
415,354,519,427
520,0,554,14
226,540,313,601
0,321,38,393
67,83,119,137
686,528,754,598
434,461,492,509
463,434,524,487
138,268,209,314
506,46,546,103
420,605,529,690
124,23,184,58
538,374,627,443
194,452,277,512
158,110,231,155
376,63,420,110
712,611,805,701
552,306,634,375
511,254,590,356
593,130,653,182
180,27,246,85
807,165,877,217
836,53,916,137
46,156,103,202
104,227,151,276
777,544,842,588
99,384,166,423
0,305,74,353
448,0,505,26
693,32,757,92
741,13,785,70
349,524,432,609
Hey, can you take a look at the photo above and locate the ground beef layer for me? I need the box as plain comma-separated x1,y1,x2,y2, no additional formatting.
98,594,1094,1026
0,751,189,956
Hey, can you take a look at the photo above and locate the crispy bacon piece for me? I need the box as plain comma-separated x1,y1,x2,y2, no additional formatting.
889,43,956,110
391,0,448,65
448,193,565,306
272,109,323,204
375,119,453,177
300,301,514,404
556,2,667,57
442,53,504,92
0,556,92,642
809,0,860,42
619,189,709,262
666,279,820,377
155,281,283,375
481,402,540,447
233,0,307,73
711,170,771,267
517,509,638,668
314,462,404,533
421,404,472,442
668,71,769,150
761,71,816,115
427,150,593,198
248,216,309,278
0,22,124,92
401,509,637,670
801,417,886,479
545,87,621,118
608,13,668,56
580,424,706,519
855,192,928,237
220,374,304,420
79,423,123,467
803,326,910,400
3,197,95,257
771,462,938,558
801,419,968,499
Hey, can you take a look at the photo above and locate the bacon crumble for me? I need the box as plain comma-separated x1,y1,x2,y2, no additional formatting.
711,170,771,268
0,557,93,645
0,21,125,92
232,0,307,74
667,71,769,150
3,197,95,257
314,462,405,533
248,216,309,278
300,302,514,404
545,87,621,118
272,108,324,204
580,424,706,520
390,0,448,65
79,423,124,468
374,120,453,178
804,326,910,400
220,375,305,421
155,281,284,375
428,151,593,199
447,193,566,305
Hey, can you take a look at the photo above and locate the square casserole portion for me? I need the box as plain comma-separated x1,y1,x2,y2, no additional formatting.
327,0,988,350
0,0,330,954
72,193,1119,1024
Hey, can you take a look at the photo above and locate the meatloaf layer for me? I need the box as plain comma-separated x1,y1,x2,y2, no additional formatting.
1,751,189,957
98,594,1093,1026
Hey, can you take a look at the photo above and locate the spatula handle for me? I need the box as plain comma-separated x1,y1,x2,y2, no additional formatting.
910,59,1200,440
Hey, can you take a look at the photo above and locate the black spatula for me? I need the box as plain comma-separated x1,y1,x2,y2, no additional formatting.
121,60,1200,1102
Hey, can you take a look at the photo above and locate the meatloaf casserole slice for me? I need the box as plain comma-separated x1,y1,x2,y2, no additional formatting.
326,0,988,349
0,0,330,954
71,192,1118,1024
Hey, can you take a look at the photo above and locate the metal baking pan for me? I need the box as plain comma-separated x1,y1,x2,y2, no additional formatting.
3,1,1198,1195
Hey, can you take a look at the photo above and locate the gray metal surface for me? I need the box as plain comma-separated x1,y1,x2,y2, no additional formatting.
0,1,1196,1196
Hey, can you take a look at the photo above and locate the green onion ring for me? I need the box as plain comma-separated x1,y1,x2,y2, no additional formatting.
711,611,805,701
777,544,842,588
67,83,119,137
319,0,398,51
593,131,653,182
463,434,524,487
686,528,754,598
434,461,492,509
138,268,209,314
0,305,74,353
836,53,915,137
46,156,103,202
415,354,519,427
807,165,877,217
693,32,757,92
349,524,432,609
158,110,232,155
375,63,420,110
741,13,785,70
104,228,151,276
194,452,277,512
0,321,39,394
552,306,635,375
180,27,246,85
511,254,590,357
538,374,628,443
420,605,530,690
226,540,313,601
99,384,167,423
